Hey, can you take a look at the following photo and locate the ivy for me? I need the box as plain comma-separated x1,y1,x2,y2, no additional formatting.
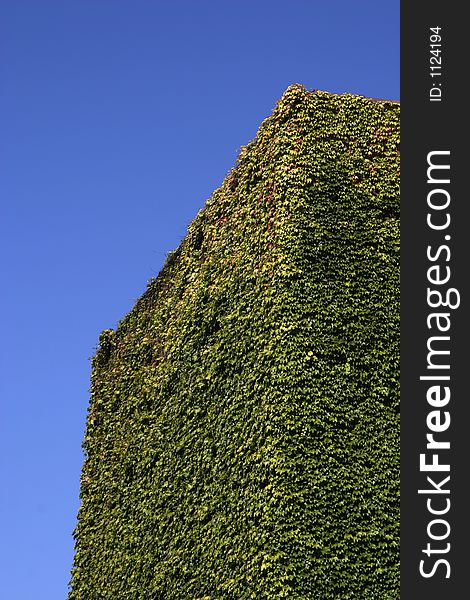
69,85,399,599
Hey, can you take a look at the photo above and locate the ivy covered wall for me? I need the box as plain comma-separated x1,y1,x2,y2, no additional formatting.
69,85,400,599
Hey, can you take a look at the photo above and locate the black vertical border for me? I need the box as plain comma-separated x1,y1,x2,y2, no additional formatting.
401,3,468,598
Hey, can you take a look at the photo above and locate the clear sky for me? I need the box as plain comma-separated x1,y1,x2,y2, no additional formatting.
0,1,398,598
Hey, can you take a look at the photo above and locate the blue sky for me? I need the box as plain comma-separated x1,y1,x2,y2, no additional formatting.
0,1,398,598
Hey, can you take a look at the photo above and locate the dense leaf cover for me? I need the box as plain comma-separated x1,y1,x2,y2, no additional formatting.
69,85,400,599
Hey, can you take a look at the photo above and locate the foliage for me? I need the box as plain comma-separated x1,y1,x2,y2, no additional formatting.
69,85,400,599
